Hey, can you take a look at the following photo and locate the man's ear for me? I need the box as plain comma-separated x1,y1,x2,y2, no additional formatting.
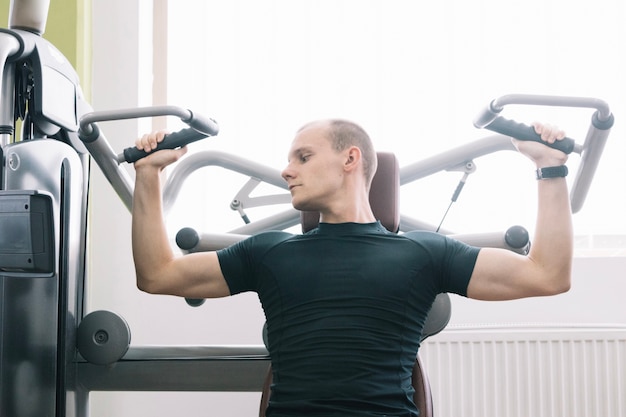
344,146,362,173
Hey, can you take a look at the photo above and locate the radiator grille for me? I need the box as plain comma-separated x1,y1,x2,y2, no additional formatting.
419,325,626,417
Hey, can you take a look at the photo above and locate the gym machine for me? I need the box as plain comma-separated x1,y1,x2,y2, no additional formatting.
0,1,614,416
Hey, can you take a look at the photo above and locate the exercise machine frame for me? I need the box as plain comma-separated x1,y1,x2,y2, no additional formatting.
0,1,614,416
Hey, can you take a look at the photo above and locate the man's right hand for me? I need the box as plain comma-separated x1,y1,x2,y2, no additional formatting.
133,130,188,172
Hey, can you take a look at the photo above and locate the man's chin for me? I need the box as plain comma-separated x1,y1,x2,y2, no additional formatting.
291,199,318,212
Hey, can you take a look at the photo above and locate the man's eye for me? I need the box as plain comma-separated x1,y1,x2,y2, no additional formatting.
300,154,310,162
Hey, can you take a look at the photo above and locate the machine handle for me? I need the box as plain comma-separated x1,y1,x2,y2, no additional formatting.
483,116,576,154
118,127,209,163
473,94,614,213
76,105,220,212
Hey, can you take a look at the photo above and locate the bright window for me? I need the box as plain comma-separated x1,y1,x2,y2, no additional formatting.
155,0,626,256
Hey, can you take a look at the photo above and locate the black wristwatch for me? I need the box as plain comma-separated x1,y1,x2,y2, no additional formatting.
536,165,568,180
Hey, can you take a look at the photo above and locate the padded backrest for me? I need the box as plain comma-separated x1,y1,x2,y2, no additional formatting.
300,151,400,233
421,293,451,342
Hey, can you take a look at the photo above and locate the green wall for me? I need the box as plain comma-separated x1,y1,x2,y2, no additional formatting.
1,0,91,99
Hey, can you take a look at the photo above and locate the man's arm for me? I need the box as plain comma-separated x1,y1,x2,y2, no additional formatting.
466,123,573,301
131,131,231,298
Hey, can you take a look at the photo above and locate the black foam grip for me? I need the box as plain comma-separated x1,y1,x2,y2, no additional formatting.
485,117,575,154
122,128,209,163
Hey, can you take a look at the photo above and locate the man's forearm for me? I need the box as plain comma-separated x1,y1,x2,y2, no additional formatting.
528,176,573,292
131,168,174,292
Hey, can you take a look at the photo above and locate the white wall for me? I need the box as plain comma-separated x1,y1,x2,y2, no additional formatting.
87,2,625,416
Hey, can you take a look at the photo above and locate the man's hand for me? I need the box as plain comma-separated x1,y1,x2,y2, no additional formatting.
133,130,188,172
512,122,568,168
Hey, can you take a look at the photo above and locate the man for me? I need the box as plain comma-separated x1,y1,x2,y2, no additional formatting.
132,119,572,416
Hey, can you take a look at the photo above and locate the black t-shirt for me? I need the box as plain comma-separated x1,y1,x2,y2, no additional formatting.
217,222,480,416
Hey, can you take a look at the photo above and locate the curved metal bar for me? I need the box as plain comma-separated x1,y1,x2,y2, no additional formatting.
490,94,612,122
81,129,134,210
399,134,515,185
79,106,191,136
570,122,611,213
79,105,219,139
162,150,288,213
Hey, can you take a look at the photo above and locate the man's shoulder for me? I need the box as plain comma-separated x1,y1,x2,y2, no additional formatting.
402,230,443,240
218,230,296,264
247,230,297,245
399,230,458,248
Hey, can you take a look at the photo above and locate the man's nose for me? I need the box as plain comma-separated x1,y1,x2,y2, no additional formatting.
281,164,295,181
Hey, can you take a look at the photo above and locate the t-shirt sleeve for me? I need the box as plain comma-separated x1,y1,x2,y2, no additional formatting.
404,230,480,297
439,235,480,296
216,231,293,295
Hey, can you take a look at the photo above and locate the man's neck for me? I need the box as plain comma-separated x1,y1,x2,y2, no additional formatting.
319,203,376,224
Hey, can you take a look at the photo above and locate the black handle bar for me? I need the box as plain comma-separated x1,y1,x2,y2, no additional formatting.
118,128,209,163
483,116,576,154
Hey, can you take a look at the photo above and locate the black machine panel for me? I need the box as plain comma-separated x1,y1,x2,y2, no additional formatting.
0,190,54,274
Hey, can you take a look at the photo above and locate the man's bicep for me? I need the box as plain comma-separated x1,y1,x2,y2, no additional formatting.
169,251,232,299
465,247,536,301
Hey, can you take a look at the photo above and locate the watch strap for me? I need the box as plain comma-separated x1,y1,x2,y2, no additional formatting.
536,165,568,180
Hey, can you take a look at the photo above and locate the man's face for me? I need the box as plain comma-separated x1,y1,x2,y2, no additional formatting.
282,124,346,212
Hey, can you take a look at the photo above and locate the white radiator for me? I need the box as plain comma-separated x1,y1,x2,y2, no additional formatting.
419,325,626,417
